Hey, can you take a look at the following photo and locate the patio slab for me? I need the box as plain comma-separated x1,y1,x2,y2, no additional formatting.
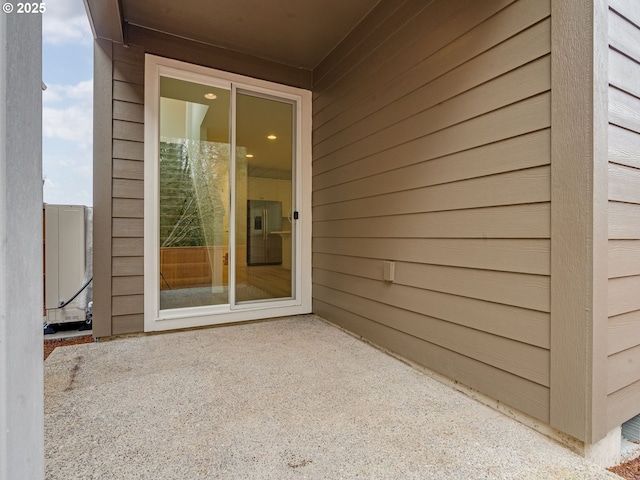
44,315,619,479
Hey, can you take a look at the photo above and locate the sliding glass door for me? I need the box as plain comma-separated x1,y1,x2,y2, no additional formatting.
234,91,294,305
150,64,299,324
158,78,231,310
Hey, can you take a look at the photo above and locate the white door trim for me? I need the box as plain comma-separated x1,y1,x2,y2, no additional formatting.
143,54,312,332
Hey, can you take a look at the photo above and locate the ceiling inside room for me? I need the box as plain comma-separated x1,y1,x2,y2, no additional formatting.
160,77,294,177
85,0,383,69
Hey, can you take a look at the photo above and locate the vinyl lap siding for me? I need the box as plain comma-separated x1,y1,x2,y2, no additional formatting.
312,0,552,422
110,45,145,334
606,0,640,430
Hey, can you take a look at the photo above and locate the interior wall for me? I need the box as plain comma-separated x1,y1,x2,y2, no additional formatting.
311,0,552,422
605,0,640,430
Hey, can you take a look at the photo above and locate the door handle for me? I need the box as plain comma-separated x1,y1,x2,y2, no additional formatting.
263,208,267,240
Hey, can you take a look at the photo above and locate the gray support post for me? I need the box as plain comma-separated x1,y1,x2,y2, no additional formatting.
0,7,44,480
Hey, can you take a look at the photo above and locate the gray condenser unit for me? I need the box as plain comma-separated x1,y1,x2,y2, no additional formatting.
44,204,93,328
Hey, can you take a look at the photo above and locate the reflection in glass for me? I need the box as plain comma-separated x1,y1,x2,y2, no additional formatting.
235,92,294,303
159,78,230,310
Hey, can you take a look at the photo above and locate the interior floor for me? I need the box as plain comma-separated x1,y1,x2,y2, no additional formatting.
160,265,292,309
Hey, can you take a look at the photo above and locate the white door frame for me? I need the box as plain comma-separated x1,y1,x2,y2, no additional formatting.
143,54,312,332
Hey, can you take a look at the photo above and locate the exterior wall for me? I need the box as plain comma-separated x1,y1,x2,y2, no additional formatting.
0,10,44,479
110,44,147,334
312,0,552,423
606,0,640,430
549,0,610,444
93,32,313,337
93,40,146,337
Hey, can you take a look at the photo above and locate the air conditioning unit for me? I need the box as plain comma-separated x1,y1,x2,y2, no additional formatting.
44,204,93,329
623,415,640,443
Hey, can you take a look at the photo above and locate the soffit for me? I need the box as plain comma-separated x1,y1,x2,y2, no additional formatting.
118,0,382,69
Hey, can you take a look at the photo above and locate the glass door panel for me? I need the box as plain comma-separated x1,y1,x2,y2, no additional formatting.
235,92,294,304
158,77,230,310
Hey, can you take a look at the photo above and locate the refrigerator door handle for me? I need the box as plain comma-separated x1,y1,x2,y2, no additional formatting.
263,208,268,241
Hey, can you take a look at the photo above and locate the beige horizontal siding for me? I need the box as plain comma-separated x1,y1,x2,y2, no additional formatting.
608,380,640,432
313,0,413,86
113,179,144,199
314,129,550,205
112,218,143,238
609,310,640,355
313,0,488,102
609,163,640,204
313,238,550,275
313,284,549,386
609,87,640,133
112,314,144,334
607,3,640,430
313,92,550,186
112,276,144,296
113,81,143,104
314,91,551,177
609,202,640,239
313,166,550,220
112,257,144,277
609,125,640,169
113,120,144,143
113,159,144,180
113,140,143,161
314,254,550,312
609,276,640,318
111,294,143,316
313,203,551,239
113,100,144,123
112,238,143,257
109,45,145,334
315,17,550,147
314,0,546,125
609,240,640,278
312,276,550,349
314,54,550,161
314,299,550,423
312,0,551,423
608,345,640,394
112,198,143,218
113,60,144,86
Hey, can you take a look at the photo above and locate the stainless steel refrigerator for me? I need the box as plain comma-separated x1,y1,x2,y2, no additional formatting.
247,200,283,266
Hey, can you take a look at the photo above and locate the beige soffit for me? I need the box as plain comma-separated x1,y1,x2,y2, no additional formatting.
84,0,383,69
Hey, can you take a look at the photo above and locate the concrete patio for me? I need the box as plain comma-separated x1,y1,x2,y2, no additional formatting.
44,315,619,479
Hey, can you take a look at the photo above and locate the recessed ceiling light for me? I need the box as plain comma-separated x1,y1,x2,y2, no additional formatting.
204,93,217,100
246,154,254,158
267,134,277,140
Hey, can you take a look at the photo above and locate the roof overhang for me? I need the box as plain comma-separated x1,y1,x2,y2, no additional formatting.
83,0,382,71
83,0,124,45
